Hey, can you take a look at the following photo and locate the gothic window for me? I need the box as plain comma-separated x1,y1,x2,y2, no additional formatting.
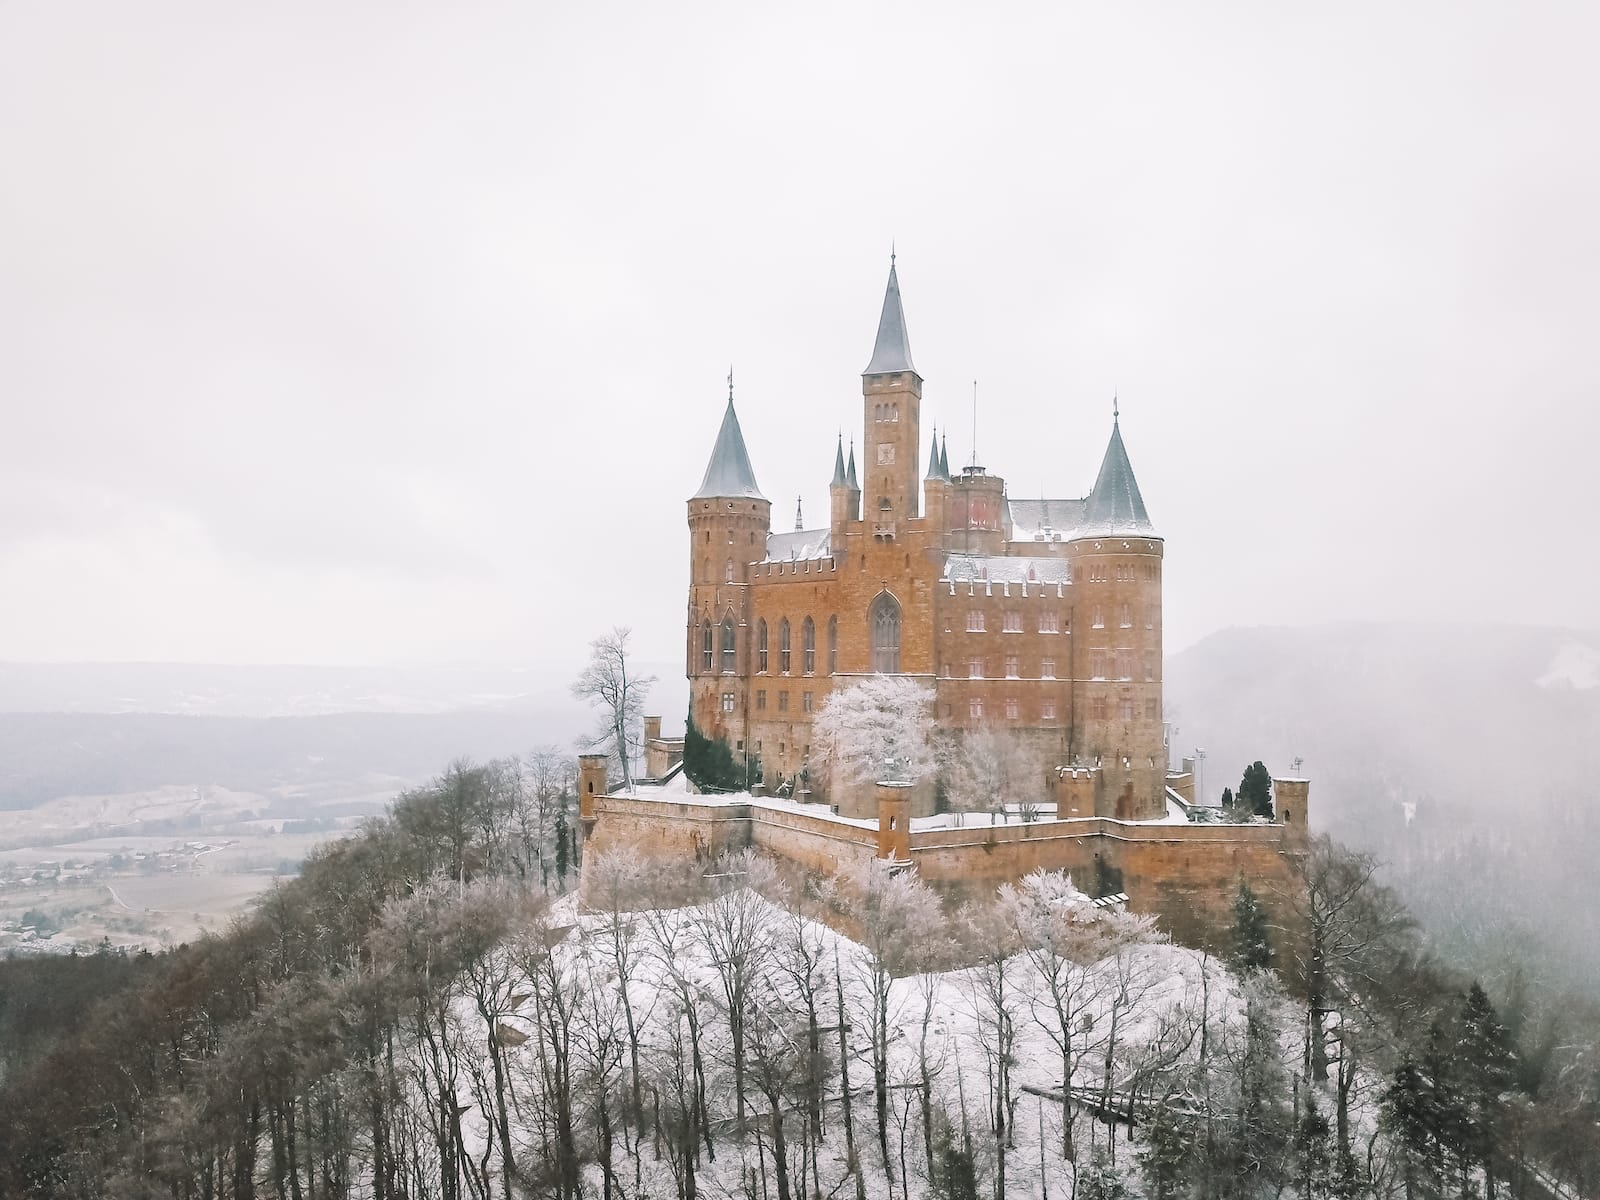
1003,611,1022,632
870,592,901,674
802,617,816,674
967,610,985,632
726,559,735,584
757,619,769,673
1119,603,1132,628
701,621,713,673
827,616,838,674
721,617,736,674
779,618,792,674
1091,606,1104,629
1039,611,1059,633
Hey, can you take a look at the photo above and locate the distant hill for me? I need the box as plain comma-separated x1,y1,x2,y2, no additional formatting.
1167,622,1600,993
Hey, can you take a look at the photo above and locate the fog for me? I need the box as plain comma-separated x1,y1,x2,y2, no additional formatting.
2,2,1596,672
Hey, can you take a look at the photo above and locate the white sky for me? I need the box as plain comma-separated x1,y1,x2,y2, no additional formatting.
2,2,1596,676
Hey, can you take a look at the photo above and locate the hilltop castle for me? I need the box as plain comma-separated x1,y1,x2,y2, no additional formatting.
581,258,1310,954
687,258,1166,820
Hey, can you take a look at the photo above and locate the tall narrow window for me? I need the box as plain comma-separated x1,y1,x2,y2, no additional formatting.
726,559,735,584
721,617,736,674
779,618,792,674
757,619,769,673
827,616,838,674
701,621,713,673
870,592,901,674
802,617,816,674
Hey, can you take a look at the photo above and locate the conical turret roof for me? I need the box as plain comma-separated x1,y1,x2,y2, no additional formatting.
1080,416,1156,536
692,396,765,501
863,260,917,376
939,434,949,479
925,426,946,481
845,443,859,491
831,435,848,487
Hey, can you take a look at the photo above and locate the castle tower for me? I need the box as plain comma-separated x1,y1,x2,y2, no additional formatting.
861,258,922,539
687,385,771,750
829,434,857,533
1068,413,1166,820
922,424,950,534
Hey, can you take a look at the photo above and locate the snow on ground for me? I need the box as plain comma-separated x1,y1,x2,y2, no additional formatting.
430,879,1361,1197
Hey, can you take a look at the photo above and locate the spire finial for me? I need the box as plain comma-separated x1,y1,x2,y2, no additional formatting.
1113,389,1119,422
891,239,896,266
728,365,734,402
795,495,804,531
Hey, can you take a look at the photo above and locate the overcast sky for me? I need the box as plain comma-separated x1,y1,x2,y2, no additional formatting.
2,2,1596,675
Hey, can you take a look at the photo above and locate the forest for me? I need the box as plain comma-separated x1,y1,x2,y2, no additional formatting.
1,756,1597,1200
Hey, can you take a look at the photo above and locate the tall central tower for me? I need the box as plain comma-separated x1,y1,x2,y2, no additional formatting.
861,258,922,538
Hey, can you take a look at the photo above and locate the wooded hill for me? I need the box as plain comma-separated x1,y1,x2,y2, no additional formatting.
1,757,1596,1199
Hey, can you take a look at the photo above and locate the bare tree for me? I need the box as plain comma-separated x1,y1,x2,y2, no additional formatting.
572,626,655,790
810,676,940,797
943,724,1045,826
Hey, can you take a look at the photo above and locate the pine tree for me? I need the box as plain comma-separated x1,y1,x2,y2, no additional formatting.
1381,1053,1437,1200
1295,1096,1333,1199
1456,982,1517,1198
1238,761,1274,817
1231,880,1274,972
1137,1102,1197,1200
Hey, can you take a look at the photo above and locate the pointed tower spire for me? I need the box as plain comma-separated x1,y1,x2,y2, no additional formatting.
1081,414,1155,536
692,392,765,500
926,424,945,480
794,496,804,530
845,441,859,491
939,433,949,479
863,258,917,376
831,434,848,487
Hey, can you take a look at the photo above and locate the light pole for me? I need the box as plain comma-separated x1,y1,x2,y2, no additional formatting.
1195,747,1207,807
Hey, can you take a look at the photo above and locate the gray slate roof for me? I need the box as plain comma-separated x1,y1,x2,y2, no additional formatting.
1080,418,1156,536
831,436,848,487
1006,498,1088,540
692,398,766,500
764,528,832,561
863,262,917,375
942,554,1074,585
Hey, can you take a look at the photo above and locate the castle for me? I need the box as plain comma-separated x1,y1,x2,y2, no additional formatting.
687,258,1166,820
581,258,1310,953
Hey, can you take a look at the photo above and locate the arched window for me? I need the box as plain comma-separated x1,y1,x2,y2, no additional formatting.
757,619,769,673
870,593,901,673
721,617,736,673
801,617,816,674
827,615,838,674
779,618,792,674
725,559,734,584
701,621,714,673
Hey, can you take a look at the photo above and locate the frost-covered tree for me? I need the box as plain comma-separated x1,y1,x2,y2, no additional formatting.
810,676,938,796
942,724,1044,825
572,626,655,791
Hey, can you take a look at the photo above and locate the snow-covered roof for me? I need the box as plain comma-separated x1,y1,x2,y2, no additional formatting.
764,527,832,562
1006,497,1088,542
1078,417,1156,537
942,554,1074,585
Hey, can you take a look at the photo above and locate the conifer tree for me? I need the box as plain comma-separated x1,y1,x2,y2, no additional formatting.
1239,761,1274,817
1456,982,1517,1198
1231,880,1274,972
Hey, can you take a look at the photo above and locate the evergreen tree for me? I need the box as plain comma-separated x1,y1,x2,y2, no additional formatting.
683,711,756,791
1381,1053,1438,1200
1076,1150,1130,1200
1137,1102,1197,1200
554,805,570,886
1295,1096,1333,1200
1456,982,1517,1198
1231,880,1274,972
1238,761,1274,817
1219,785,1234,809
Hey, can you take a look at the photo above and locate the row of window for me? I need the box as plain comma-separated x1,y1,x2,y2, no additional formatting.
1082,563,1158,583
951,696,1161,721
959,605,1155,632
699,594,905,676
946,651,1156,680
